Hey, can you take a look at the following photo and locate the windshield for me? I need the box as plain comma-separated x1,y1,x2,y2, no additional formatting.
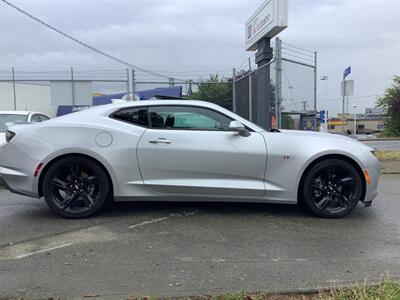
0,114,28,132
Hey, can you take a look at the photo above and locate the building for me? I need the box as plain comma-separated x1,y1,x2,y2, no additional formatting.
327,107,385,134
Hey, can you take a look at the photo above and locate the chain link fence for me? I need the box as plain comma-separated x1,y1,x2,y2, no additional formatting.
0,39,316,129
0,69,130,117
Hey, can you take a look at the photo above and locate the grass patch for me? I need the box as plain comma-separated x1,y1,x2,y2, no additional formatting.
318,281,400,300
375,150,400,161
178,282,400,300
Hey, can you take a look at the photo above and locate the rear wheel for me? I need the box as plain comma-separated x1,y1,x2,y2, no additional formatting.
302,159,363,218
43,156,110,218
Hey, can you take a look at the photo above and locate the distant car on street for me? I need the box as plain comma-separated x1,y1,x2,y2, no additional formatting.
0,111,50,144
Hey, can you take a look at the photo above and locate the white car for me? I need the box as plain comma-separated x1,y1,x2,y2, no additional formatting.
0,100,380,219
0,111,50,144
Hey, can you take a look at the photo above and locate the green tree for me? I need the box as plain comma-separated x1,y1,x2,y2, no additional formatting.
377,76,400,137
190,74,232,110
281,113,294,129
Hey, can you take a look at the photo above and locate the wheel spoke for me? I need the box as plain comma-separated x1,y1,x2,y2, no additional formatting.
316,195,331,210
51,177,70,191
60,191,79,210
82,175,99,184
337,177,355,185
84,192,95,207
311,183,325,192
70,163,81,180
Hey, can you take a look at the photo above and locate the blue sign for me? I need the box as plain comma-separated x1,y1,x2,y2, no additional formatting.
320,110,326,123
344,66,351,78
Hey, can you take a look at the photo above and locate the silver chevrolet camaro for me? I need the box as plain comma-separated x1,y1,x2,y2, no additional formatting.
0,100,380,219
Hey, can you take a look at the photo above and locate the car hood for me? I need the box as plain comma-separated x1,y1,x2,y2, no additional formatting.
274,129,374,152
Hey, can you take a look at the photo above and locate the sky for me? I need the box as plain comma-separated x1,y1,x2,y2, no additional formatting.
0,0,399,116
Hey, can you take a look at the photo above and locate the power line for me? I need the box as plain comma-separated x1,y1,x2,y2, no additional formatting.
0,0,179,80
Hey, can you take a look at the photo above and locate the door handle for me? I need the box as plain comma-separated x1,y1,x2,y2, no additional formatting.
149,138,171,144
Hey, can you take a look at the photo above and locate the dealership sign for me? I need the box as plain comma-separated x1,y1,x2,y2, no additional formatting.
246,0,288,51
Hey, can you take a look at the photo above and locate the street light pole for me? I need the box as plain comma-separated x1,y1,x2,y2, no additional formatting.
352,104,357,134
320,76,328,132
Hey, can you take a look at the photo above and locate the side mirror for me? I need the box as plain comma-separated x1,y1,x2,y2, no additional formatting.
229,121,250,137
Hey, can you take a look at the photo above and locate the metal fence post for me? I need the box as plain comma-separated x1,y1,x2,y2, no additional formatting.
248,58,253,121
169,77,175,87
126,68,130,99
274,37,282,128
12,67,17,110
313,51,318,131
232,68,236,113
131,69,136,99
188,79,193,96
71,67,75,108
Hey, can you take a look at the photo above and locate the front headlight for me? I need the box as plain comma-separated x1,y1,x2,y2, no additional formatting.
5,130,15,142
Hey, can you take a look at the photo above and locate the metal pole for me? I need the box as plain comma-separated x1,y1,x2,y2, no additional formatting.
313,51,317,131
353,105,357,134
126,68,130,100
188,79,193,96
169,77,175,87
131,69,136,100
232,68,236,113
274,37,282,129
248,58,253,121
341,74,346,134
12,67,17,110
71,67,75,108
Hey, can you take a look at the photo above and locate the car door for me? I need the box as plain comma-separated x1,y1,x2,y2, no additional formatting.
137,105,267,197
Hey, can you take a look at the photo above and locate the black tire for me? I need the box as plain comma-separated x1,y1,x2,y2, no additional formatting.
301,159,363,218
42,156,110,218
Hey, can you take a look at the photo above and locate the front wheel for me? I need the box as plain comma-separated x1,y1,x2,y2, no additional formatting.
42,156,110,218
301,159,363,218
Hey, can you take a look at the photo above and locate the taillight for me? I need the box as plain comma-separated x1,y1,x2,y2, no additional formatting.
5,130,15,142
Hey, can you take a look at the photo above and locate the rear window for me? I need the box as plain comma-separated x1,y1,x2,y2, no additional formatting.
111,107,148,127
0,114,28,132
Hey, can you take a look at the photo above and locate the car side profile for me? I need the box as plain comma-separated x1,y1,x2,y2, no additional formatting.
0,100,380,218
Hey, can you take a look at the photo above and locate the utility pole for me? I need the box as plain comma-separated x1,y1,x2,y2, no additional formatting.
313,51,317,131
248,58,253,121
341,73,346,134
274,37,282,129
232,68,236,113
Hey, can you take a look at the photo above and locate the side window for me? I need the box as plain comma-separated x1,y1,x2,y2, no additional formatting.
30,114,41,123
112,107,148,127
148,106,232,130
38,114,50,122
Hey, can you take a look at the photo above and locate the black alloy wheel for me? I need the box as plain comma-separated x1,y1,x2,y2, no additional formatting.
302,159,363,218
43,156,110,218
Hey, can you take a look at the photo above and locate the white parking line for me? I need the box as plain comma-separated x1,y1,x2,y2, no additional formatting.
128,217,168,229
15,243,72,259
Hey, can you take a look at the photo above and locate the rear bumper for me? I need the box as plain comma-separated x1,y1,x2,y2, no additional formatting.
0,165,39,198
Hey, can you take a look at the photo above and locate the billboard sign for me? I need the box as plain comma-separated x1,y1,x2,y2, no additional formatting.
341,79,354,96
246,0,288,51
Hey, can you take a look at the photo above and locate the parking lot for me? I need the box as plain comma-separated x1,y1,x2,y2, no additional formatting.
0,174,398,299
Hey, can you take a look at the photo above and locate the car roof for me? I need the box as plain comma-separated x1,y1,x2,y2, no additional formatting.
0,111,49,116
0,111,31,116
47,99,265,132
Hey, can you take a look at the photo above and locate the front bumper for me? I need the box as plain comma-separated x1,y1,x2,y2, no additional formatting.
362,157,380,206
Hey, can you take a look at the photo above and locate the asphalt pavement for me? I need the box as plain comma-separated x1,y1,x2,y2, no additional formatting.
0,175,399,299
361,140,400,151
